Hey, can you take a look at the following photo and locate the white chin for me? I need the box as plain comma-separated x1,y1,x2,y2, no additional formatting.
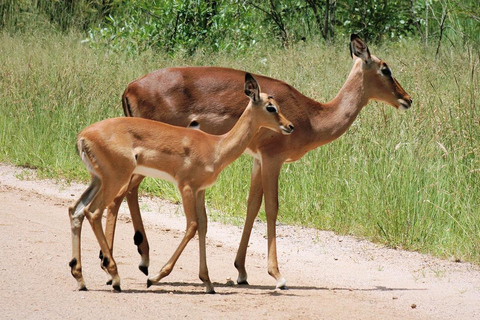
397,99,410,111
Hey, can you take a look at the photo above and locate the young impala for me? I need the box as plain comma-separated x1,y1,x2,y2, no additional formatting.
108,34,412,290
68,74,294,293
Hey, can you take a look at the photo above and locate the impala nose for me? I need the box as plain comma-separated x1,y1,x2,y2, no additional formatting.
398,98,412,110
282,124,294,135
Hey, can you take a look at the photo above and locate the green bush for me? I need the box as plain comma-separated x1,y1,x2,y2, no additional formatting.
85,0,267,55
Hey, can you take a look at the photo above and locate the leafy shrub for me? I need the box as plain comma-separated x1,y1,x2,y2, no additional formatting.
86,0,266,55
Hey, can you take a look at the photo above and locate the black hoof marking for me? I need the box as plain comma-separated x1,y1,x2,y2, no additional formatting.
79,286,88,291
139,265,148,276
106,279,113,285
113,285,121,292
69,258,77,268
207,290,216,295
134,231,144,246
102,257,110,268
146,279,153,288
99,250,103,260
237,280,249,285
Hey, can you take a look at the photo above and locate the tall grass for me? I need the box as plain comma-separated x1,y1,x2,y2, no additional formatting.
1,30,479,263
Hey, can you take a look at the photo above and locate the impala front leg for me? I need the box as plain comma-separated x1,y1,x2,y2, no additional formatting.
147,186,204,290
235,158,263,285
196,190,214,293
261,157,286,289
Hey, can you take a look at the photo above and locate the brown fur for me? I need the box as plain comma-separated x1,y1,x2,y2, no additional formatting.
112,35,412,289
68,75,293,293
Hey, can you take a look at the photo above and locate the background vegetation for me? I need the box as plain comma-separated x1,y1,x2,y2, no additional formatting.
0,1,479,264
3,0,479,53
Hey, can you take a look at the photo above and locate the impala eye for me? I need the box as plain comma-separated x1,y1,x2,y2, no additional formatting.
266,104,277,113
381,66,392,77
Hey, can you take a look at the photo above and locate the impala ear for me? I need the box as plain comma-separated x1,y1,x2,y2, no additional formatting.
350,34,372,64
245,73,260,102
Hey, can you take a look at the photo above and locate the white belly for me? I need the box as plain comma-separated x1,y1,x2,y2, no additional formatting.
133,165,178,187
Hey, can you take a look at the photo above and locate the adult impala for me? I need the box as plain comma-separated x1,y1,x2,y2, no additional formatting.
68,74,294,293
110,34,412,290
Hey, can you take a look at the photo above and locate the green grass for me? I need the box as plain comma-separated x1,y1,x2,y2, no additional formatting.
1,30,479,264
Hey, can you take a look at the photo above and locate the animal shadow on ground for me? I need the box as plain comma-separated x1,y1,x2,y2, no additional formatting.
90,282,426,296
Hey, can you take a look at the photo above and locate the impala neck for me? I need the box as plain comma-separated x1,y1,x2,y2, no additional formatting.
311,59,369,144
215,106,258,170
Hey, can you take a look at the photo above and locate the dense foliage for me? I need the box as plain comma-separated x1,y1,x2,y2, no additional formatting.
2,0,478,54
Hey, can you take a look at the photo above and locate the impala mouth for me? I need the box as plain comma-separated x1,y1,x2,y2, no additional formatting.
281,124,294,135
398,99,412,111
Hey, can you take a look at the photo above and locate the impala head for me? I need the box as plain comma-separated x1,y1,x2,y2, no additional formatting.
350,34,412,110
244,73,294,135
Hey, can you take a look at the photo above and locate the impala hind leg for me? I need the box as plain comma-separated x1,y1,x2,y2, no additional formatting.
68,178,100,291
235,158,263,285
103,174,149,282
125,175,150,276
85,192,122,292
103,195,122,285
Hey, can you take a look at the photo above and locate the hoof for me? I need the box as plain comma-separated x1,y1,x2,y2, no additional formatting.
276,285,288,291
79,286,88,291
113,284,122,292
146,279,153,288
275,278,287,290
139,265,148,276
237,280,249,285
206,289,216,294
106,279,113,285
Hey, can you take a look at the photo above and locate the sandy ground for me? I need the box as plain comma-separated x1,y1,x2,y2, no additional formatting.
0,163,479,319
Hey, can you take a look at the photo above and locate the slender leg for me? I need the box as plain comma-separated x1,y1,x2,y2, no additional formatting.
86,175,133,292
68,178,101,291
105,197,121,255
69,206,86,291
104,174,149,277
196,190,214,293
261,157,286,289
85,192,122,292
234,158,263,285
125,175,150,275
147,186,199,289
103,195,122,284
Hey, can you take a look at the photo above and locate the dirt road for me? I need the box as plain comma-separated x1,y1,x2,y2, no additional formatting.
0,164,479,319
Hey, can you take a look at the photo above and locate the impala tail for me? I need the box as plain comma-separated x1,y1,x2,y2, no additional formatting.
77,138,100,178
